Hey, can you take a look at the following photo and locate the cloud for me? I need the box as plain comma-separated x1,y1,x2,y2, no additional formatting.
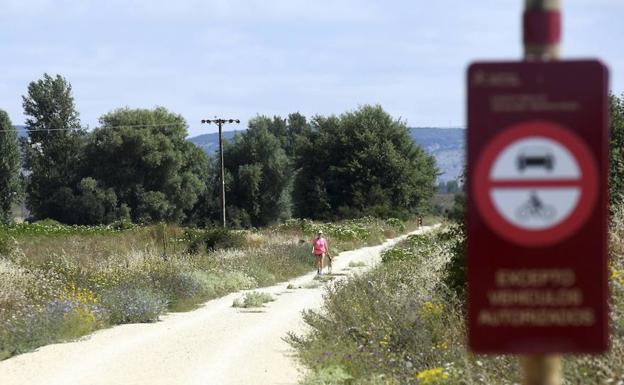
1,0,623,136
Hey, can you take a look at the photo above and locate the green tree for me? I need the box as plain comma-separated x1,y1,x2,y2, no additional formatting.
293,105,437,219
84,107,208,223
264,112,310,158
223,120,292,227
610,93,624,208
185,156,221,227
21,74,85,221
0,110,21,223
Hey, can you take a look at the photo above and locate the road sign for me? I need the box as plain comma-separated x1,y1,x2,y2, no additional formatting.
473,120,598,247
467,60,609,354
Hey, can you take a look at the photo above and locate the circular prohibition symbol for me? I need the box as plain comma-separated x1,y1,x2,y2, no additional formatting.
473,120,598,247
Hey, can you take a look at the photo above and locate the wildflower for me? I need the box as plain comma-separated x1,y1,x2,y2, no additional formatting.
420,301,444,318
416,367,449,384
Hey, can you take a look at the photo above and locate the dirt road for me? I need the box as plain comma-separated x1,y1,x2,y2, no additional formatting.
0,227,433,385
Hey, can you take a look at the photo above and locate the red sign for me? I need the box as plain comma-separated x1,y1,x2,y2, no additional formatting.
467,60,609,354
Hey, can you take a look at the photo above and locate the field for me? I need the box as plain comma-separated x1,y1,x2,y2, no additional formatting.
0,217,414,360
289,210,624,385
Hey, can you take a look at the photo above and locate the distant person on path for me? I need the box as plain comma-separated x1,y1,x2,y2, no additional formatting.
312,230,329,275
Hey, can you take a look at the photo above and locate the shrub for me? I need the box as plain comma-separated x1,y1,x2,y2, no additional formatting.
0,231,14,256
301,364,354,385
185,227,246,254
100,286,167,324
348,261,367,268
232,291,274,308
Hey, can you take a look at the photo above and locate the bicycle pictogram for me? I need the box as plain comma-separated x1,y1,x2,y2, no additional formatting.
515,191,556,221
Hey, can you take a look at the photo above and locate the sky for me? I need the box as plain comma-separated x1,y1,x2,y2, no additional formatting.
1,0,623,137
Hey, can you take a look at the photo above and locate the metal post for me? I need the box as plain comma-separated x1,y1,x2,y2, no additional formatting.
522,1,562,384
218,121,226,228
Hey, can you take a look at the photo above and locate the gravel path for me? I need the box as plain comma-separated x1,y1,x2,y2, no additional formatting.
0,226,434,385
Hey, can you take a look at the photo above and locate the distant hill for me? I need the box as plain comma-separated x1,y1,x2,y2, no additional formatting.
188,130,243,154
409,128,465,182
188,127,465,182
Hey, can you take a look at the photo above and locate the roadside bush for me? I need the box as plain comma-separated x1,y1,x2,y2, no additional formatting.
100,286,167,324
0,232,14,257
0,305,50,359
293,215,624,385
185,227,246,254
232,291,274,308
301,364,354,385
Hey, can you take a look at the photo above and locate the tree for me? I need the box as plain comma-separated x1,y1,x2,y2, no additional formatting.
0,110,21,223
293,105,438,220
610,93,624,209
185,156,221,227
21,74,85,221
84,107,208,223
222,120,292,227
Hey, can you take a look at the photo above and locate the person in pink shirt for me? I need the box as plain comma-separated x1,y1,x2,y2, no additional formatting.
312,230,330,275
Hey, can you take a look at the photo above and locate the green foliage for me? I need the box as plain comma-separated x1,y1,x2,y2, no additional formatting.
267,112,310,158
301,365,354,385
222,119,292,227
610,93,624,209
293,105,437,220
184,227,246,254
232,291,275,308
20,74,86,222
84,107,208,223
0,221,134,236
440,225,466,298
0,110,21,224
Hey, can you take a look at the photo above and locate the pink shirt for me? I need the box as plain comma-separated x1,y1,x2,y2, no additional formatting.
313,237,327,255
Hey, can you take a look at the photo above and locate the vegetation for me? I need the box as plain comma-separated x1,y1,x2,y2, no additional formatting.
20,74,86,222
223,119,292,227
293,105,437,220
290,214,624,385
0,217,407,360
0,110,20,224
610,93,624,208
86,107,209,224
232,291,275,308
8,74,439,227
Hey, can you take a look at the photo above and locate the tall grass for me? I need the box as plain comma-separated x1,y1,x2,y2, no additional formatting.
0,217,408,360
290,213,624,385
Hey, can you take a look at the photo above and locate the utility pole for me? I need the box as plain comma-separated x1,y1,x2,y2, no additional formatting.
201,118,240,228
521,1,562,384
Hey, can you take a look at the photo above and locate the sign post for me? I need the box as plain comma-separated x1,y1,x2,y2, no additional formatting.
466,1,609,384
521,2,562,381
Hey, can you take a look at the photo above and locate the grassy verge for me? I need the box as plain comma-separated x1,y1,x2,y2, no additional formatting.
289,214,624,385
0,217,411,360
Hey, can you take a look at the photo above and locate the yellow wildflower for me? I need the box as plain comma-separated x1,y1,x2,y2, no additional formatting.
420,301,444,318
416,367,449,384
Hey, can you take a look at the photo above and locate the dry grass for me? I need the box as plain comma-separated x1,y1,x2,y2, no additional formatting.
0,217,409,360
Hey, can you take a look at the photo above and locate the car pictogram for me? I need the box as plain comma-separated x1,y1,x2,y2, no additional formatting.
516,147,554,171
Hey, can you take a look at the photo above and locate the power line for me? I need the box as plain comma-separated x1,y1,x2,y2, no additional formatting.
0,122,187,133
